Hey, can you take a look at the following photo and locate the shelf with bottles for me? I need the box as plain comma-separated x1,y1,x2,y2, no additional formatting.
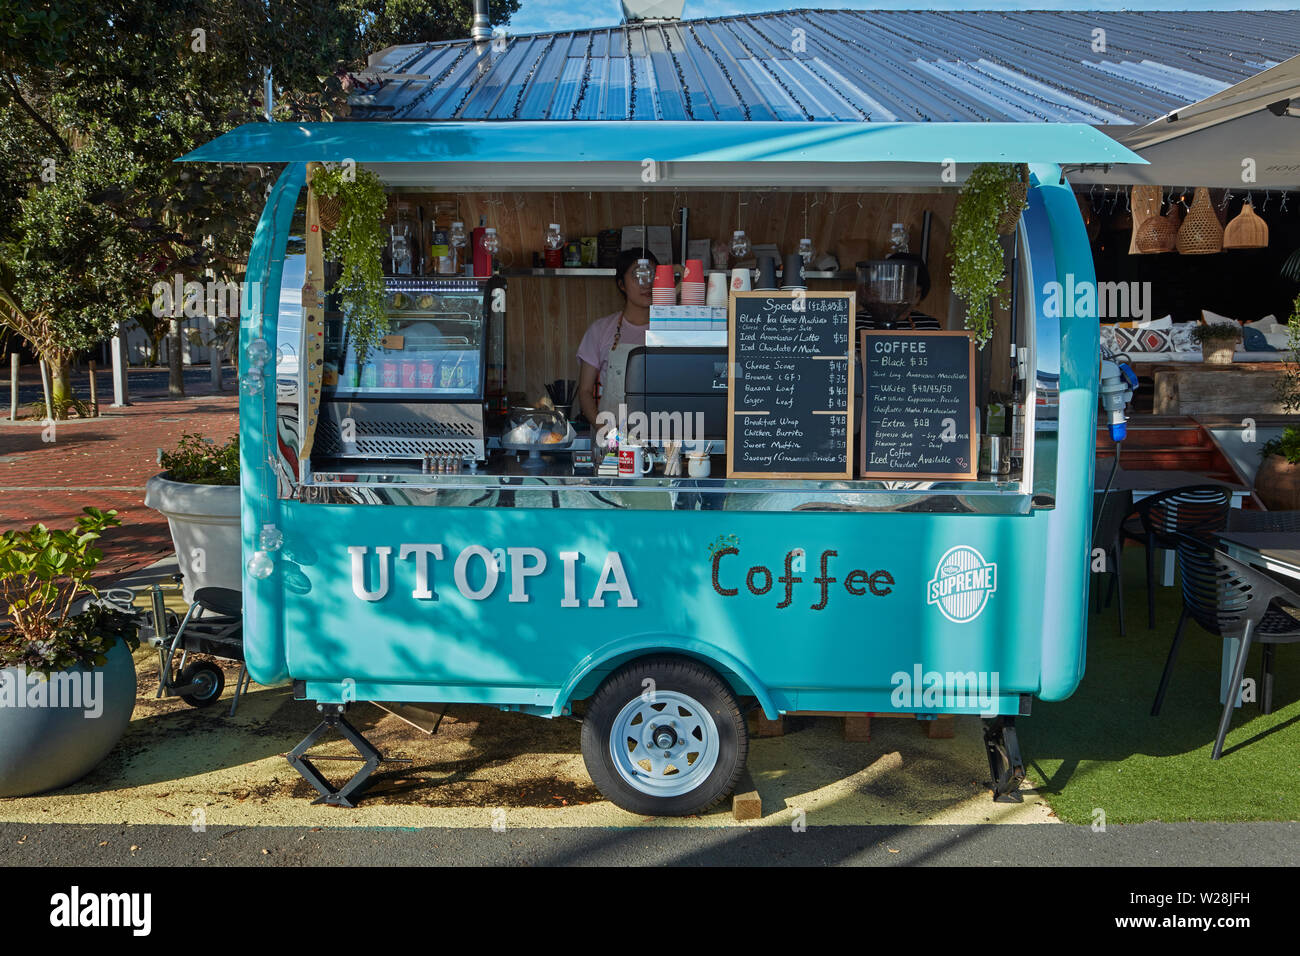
322,343,484,398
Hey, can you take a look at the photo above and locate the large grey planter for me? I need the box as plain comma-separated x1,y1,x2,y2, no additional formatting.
0,638,138,797
144,473,242,603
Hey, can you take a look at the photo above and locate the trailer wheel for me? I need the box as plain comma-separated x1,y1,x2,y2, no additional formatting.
177,661,225,708
581,656,748,817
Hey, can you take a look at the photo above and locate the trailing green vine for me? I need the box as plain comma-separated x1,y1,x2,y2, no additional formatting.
950,163,1026,349
1274,292,1300,411
312,164,389,365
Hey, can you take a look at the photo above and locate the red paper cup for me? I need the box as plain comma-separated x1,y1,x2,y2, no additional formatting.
653,264,676,289
682,259,704,284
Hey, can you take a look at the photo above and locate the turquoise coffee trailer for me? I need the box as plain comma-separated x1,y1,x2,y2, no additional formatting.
184,120,1141,813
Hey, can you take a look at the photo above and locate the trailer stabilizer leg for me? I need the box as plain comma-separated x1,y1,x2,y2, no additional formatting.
982,716,1025,803
287,706,384,808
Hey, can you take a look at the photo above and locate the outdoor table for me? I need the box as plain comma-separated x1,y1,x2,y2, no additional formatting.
1093,463,1248,503
1215,526,1300,708
1095,463,1247,585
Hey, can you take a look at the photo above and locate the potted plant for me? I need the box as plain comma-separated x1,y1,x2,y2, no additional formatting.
310,163,389,365
1193,322,1240,365
1256,427,1300,511
0,507,140,797
144,433,241,603
950,162,1029,348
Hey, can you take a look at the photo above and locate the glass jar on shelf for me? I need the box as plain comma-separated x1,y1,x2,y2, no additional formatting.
389,202,416,275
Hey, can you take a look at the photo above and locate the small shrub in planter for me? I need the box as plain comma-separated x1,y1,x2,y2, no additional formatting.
146,433,241,601
0,507,140,797
159,432,239,485
1192,322,1240,364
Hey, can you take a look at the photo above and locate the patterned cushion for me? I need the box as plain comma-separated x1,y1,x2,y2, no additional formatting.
1115,325,1172,353
1169,322,1199,352
1242,327,1276,352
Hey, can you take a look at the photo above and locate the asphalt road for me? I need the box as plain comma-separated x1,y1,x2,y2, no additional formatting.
2,821,1296,866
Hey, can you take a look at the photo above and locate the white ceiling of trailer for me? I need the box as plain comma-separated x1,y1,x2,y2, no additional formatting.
1074,55,1300,189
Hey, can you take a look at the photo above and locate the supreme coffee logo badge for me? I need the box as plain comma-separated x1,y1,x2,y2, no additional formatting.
927,546,997,623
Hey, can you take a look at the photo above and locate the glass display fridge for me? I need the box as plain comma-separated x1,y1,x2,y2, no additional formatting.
314,276,506,464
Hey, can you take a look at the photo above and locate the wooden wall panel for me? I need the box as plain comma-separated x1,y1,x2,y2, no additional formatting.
392,190,959,400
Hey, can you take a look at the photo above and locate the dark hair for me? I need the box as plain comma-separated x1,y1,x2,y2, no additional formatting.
887,252,930,300
614,248,659,298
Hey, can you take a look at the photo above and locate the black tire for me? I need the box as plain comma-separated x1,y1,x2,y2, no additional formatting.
177,661,225,708
580,656,748,817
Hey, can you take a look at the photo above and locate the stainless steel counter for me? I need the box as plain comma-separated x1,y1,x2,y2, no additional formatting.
297,450,1036,513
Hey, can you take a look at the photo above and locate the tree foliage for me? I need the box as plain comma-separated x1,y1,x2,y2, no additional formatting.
0,0,520,412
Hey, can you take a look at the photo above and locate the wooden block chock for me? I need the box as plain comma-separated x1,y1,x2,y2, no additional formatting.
842,714,872,742
923,715,955,739
731,769,762,822
748,712,786,737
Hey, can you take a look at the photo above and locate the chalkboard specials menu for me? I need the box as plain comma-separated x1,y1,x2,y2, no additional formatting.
859,330,977,480
727,291,855,479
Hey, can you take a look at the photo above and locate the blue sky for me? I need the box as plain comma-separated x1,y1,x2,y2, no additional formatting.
506,1,1298,35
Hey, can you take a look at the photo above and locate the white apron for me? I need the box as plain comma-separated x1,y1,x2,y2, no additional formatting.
597,312,639,423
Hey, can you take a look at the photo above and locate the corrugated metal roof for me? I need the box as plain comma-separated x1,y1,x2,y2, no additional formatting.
349,9,1300,124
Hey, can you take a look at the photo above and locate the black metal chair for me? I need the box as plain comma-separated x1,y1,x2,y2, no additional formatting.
1092,488,1134,635
1227,509,1300,532
1120,485,1233,629
1151,532,1300,759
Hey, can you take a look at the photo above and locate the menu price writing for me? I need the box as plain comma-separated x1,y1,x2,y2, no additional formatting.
727,292,855,479
860,330,976,480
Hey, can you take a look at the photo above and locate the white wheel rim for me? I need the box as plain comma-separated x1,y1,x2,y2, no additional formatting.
608,690,720,798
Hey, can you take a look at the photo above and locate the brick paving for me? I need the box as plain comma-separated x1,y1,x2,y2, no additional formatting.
0,364,238,583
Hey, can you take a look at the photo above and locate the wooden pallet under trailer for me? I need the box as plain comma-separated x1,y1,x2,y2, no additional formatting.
747,710,956,741
731,713,1024,819
731,711,956,821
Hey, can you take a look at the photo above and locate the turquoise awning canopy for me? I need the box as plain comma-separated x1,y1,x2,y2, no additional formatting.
179,120,1145,166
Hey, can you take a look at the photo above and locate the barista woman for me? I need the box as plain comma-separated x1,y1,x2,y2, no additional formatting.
576,248,658,426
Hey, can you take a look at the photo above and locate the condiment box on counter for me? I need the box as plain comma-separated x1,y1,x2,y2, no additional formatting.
647,306,727,346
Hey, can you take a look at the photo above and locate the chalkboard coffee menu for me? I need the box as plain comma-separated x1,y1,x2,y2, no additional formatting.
859,330,976,480
727,291,855,479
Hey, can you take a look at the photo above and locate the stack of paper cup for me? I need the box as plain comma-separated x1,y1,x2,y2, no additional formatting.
652,265,677,305
730,267,752,292
706,272,729,307
680,259,706,305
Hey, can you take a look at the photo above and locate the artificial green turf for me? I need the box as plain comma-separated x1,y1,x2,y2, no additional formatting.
1030,548,1300,824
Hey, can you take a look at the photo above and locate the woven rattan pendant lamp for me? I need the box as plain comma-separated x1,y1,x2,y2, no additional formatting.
1136,199,1181,254
1223,201,1269,249
1129,184,1163,255
1176,187,1223,255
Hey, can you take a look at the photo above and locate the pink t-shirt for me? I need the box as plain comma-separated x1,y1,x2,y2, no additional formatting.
576,311,647,386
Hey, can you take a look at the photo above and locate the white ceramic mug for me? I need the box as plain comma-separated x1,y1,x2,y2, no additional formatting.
618,444,654,477
687,454,711,478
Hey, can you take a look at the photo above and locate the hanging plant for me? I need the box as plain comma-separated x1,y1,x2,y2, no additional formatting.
311,164,388,365
1274,292,1300,411
950,163,1027,349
